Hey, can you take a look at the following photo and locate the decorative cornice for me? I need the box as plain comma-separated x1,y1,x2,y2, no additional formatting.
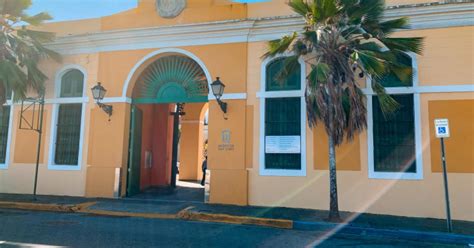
47,2,474,55
385,1,474,29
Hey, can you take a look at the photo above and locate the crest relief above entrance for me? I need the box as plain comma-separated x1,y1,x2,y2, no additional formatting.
156,0,187,18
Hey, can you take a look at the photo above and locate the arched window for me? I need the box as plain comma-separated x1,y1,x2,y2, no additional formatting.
265,58,301,91
51,69,85,168
60,70,84,97
369,53,422,179
259,57,306,176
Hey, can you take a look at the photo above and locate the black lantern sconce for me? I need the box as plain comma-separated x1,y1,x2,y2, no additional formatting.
210,77,227,116
91,82,113,120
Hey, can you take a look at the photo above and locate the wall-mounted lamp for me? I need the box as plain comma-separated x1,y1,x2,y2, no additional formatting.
91,82,113,120
211,77,227,115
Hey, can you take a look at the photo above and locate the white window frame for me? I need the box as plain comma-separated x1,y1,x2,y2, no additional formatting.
0,98,14,170
257,55,307,177
366,53,423,180
48,65,88,171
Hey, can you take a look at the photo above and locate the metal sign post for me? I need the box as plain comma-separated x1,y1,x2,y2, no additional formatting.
19,96,45,199
434,118,452,233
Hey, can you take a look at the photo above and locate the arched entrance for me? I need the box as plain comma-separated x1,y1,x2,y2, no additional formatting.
126,50,211,201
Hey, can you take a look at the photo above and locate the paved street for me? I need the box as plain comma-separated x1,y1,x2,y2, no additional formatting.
0,209,464,248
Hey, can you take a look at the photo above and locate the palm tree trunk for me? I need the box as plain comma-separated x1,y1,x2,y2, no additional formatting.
327,86,341,222
328,134,341,221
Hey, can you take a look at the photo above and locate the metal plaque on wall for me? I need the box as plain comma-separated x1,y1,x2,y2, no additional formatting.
156,0,187,19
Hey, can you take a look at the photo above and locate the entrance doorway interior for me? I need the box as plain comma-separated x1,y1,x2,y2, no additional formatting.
127,102,208,202
126,53,210,202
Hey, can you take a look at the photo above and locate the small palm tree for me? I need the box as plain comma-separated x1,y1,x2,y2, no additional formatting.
264,0,423,221
0,0,60,104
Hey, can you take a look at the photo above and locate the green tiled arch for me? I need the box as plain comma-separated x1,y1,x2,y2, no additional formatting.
132,55,209,104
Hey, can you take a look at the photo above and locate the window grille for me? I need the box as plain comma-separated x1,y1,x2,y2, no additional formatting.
373,94,416,173
53,69,84,166
54,104,82,165
0,106,10,164
265,97,301,170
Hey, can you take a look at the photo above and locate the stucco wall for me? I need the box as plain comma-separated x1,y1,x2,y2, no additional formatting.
0,54,98,196
1,0,471,221
245,25,474,220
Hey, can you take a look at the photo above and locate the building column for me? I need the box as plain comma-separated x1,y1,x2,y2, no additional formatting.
208,99,248,205
178,103,206,181
86,103,131,197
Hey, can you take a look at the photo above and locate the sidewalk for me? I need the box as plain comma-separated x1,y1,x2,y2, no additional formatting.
1,193,473,245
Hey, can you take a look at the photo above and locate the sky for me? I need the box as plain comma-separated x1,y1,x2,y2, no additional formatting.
28,0,268,22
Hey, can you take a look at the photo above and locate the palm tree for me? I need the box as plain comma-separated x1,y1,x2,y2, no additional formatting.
0,0,60,105
264,0,423,221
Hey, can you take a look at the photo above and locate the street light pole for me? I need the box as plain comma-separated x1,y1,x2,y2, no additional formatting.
19,96,45,200
32,96,45,198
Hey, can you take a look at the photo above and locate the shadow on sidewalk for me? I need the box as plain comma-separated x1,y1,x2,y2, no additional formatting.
129,185,204,203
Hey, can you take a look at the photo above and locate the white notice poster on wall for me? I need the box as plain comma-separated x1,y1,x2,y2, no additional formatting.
265,136,301,154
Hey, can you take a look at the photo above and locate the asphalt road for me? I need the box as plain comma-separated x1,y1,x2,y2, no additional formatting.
0,209,463,248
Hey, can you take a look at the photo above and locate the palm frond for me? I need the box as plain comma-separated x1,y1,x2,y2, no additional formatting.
314,0,340,23
354,51,387,79
386,63,413,86
0,0,60,104
18,28,55,43
350,0,386,36
265,0,424,148
0,60,28,100
0,0,32,16
371,81,400,118
275,55,300,84
292,39,310,55
263,32,297,59
313,63,330,84
21,12,52,25
379,17,410,35
303,30,318,45
381,37,424,54
288,0,311,17
343,85,367,141
356,41,384,53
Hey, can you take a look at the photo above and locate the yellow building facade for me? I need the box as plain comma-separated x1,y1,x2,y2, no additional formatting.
0,0,473,221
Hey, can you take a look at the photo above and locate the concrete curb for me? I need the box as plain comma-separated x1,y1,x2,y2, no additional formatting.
1,200,472,246
178,208,293,229
0,201,78,213
80,209,177,219
75,201,177,219
294,221,474,246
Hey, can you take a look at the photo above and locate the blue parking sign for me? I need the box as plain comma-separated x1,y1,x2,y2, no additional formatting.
434,119,450,138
